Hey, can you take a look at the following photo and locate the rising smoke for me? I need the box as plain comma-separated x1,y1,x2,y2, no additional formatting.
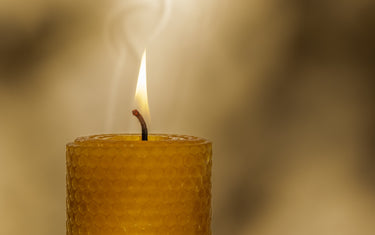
105,0,171,131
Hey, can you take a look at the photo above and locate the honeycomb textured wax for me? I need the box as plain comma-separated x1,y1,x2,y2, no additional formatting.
66,134,212,235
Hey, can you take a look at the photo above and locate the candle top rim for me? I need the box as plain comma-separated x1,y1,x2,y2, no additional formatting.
67,134,211,148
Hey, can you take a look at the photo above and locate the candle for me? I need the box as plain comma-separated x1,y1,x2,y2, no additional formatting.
66,50,212,234
66,134,212,234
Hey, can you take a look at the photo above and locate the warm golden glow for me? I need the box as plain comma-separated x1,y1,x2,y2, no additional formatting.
134,50,150,123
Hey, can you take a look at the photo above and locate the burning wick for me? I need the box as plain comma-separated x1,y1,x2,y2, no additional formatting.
132,109,148,141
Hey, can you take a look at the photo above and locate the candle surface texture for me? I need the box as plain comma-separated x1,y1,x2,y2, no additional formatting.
66,134,212,234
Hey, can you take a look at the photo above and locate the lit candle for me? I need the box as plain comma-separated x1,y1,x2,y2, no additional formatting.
66,50,212,234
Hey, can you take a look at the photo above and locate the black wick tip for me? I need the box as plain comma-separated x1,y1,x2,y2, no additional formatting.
132,109,148,141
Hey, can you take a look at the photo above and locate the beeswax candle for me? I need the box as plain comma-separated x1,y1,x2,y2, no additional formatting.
66,134,212,234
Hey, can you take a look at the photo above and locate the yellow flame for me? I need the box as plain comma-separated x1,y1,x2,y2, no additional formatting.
134,50,150,123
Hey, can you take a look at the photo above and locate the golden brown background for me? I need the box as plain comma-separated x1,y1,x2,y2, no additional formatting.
1,0,375,234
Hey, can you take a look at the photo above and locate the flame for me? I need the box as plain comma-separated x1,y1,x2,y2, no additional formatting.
134,49,150,123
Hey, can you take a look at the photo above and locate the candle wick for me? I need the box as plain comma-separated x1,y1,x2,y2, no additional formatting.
132,109,148,141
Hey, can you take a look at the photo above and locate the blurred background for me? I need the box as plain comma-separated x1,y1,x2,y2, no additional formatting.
1,0,375,234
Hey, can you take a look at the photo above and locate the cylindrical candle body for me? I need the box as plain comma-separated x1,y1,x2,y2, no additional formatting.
66,134,212,234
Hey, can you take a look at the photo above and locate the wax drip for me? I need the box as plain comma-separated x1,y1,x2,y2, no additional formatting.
132,109,148,141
